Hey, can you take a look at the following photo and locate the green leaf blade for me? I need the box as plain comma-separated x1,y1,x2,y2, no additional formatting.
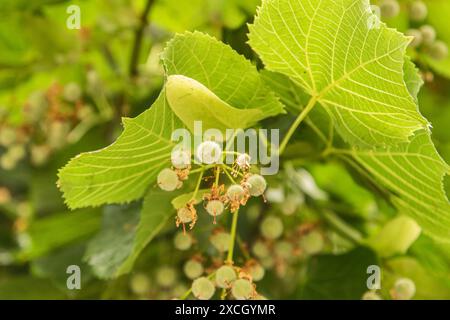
58,90,182,209
248,0,428,147
342,131,450,242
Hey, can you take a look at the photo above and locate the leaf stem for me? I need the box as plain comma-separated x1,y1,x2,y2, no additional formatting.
279,96,318,155
226,209,239,264
220,208,240,300
190,169,204,201
221,165,237,184
215,166,221,186
190,164,215,174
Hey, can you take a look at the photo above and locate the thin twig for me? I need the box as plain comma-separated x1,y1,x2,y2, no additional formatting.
129,0,155,77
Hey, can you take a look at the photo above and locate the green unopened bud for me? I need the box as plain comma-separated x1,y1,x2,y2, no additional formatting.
210,231,231,252
391,278,415,300
252,241,270,258
409,1,427,22
231,279,253,300
0,127,17,147
226,184,245,202
183,259,204,280
63,82,82,102
158,168,181,191
260,216,283,240
155,266,177,288
206,200,225,217
429,41,449,61
130,273,151,295
419,25,436,45
246,174,267,197
192,277,215,300
362,290,382,300
299,231,324,255
215,265,237,288
173,232,193,251
379,0,400,19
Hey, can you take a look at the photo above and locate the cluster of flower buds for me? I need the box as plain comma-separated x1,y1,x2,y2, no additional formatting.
362,277,416,300
0,81,96,170
378,0,448,63
129,265,187,299
171,224,268,300
253,220,325,277
157,141,268,230
190,262,266,300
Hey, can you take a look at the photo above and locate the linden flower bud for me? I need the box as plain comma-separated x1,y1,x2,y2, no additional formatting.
265,187,285,203
196,141,222,164
226,184,245,202
173,232,193,251
192,277,215,300
31,144,51,166
48,121,70,149
261,256,275,269
0,187,11,205
7,144,26,162
248,263,265,282
206,200,225,217
379,0,400,19
215,265,237,288
246,174,267,197
0,127,17,147
210,231,231,252
299,230,324,255
231,279,253,300
157,168,181,191
177,207,194,224
429,41,449,61
391,278,416,300
171,148,191,169
156,266,177,288
362,291,382,300
130,273,151,295
236,153,251,168
260,216,283,240
405,29,423,48
280,193,304,215
0,154,17,171
63,82,82,102
183,259,204,280
274,241,294,259
420,25,436,45
252,241,270,259
409,0,427,22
